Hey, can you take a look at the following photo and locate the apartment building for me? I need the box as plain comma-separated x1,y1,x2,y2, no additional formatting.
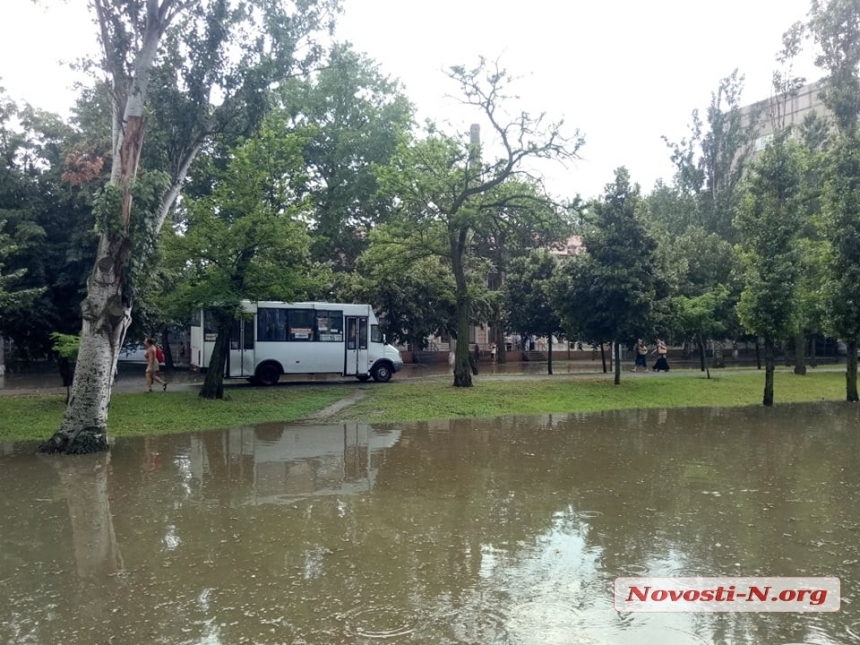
740,78,829,153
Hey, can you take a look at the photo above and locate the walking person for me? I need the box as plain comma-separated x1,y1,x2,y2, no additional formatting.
144,338,168,392
651,338,670,372
632,339,648,372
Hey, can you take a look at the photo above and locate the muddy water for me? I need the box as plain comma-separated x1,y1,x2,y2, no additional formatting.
2,403,860,645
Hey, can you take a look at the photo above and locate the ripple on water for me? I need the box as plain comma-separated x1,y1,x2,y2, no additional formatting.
441,606,511,644
344,606,416,639
507,601,596,645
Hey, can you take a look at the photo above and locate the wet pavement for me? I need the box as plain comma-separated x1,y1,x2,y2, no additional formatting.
0,358,839,396
2,403,860,644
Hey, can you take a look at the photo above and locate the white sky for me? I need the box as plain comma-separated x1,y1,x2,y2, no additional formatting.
1,0,822,200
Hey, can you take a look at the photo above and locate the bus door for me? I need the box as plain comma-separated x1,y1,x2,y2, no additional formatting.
228,318,255,377
344,316,368,376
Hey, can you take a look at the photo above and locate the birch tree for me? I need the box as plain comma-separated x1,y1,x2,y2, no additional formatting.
40,0,338,454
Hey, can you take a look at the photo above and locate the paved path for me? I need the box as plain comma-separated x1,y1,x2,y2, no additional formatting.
0,361,849,397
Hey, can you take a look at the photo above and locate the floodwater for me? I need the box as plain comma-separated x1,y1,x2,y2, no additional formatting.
2,403,860,645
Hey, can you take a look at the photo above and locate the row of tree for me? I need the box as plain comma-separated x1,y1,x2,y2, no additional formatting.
1,0,860,454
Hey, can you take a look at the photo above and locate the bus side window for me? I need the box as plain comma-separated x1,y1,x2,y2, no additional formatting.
359,318,368,350
347,318,357,350
370,325,382,344
316,310,343,342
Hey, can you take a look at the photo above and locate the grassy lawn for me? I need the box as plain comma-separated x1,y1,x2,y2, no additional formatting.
330,370,851,423
0,369,851,442
0,385,352,442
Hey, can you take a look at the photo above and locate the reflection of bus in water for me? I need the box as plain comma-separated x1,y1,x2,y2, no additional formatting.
188,423,401,504
190,301,403,385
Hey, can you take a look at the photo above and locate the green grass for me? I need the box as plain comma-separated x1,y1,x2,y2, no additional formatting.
0,369,851,442
331,370,851,423
0,385,352,442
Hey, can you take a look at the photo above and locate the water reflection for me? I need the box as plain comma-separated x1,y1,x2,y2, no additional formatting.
1,405,859,644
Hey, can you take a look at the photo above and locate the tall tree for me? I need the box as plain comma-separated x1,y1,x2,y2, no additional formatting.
162,112,321,399
663,71,758,242
503,250,564,375
736,132,803,406
472,181,576,364
339,227,460,349
41,0,339,454
377,58,582,387
280,44,414,269
803,0,860,400
553,168,662,385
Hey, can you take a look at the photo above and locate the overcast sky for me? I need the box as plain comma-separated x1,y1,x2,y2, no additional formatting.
1,0,822,200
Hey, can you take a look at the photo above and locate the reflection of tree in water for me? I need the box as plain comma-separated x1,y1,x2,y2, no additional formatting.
50,453,124,578
3,404,860,645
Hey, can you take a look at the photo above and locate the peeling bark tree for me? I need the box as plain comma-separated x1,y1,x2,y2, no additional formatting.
40,0,338,453
40,0,180,454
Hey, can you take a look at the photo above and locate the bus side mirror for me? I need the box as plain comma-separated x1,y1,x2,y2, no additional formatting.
383,335,388,345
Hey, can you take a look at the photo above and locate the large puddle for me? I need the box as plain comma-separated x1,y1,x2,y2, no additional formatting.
2,403,860,644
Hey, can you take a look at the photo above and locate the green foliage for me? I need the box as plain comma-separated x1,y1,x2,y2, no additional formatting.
278,44,414,268
821,133,860,341
553,168,662,345
373,59,582,386
340,226,459,348
162,111,322,322
674,286,731,341
661,71,757,242
807,0,860,133
0,95,97,358
50,333,80,361
503,250,563,341
92,184,123,235
736,133,803,340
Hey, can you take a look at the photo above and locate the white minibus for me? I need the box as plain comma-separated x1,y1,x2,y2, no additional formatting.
190,301,404,385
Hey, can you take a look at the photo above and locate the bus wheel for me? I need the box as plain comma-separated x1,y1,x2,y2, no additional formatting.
256,363,281,386
371,363,392,383
356,374,371,382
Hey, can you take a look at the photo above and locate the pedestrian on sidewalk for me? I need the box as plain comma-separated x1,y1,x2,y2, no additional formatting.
144,338,168,392
651,338,670,372
632,339,648,372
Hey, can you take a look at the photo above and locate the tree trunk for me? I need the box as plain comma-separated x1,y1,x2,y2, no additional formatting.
450,228,472,387
49,452,123,578
39,7,176,455
58,357,76,404
847,340,859,402
793,331,806,375
600,343,607,373
698,334,710,379
199,313,232,399
547,335,553,375
755,339,762,370
713,340,724,368
161,328,174,370
763,337,775,406
613,340,621,385
39,266,131,454
495,324,507,364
